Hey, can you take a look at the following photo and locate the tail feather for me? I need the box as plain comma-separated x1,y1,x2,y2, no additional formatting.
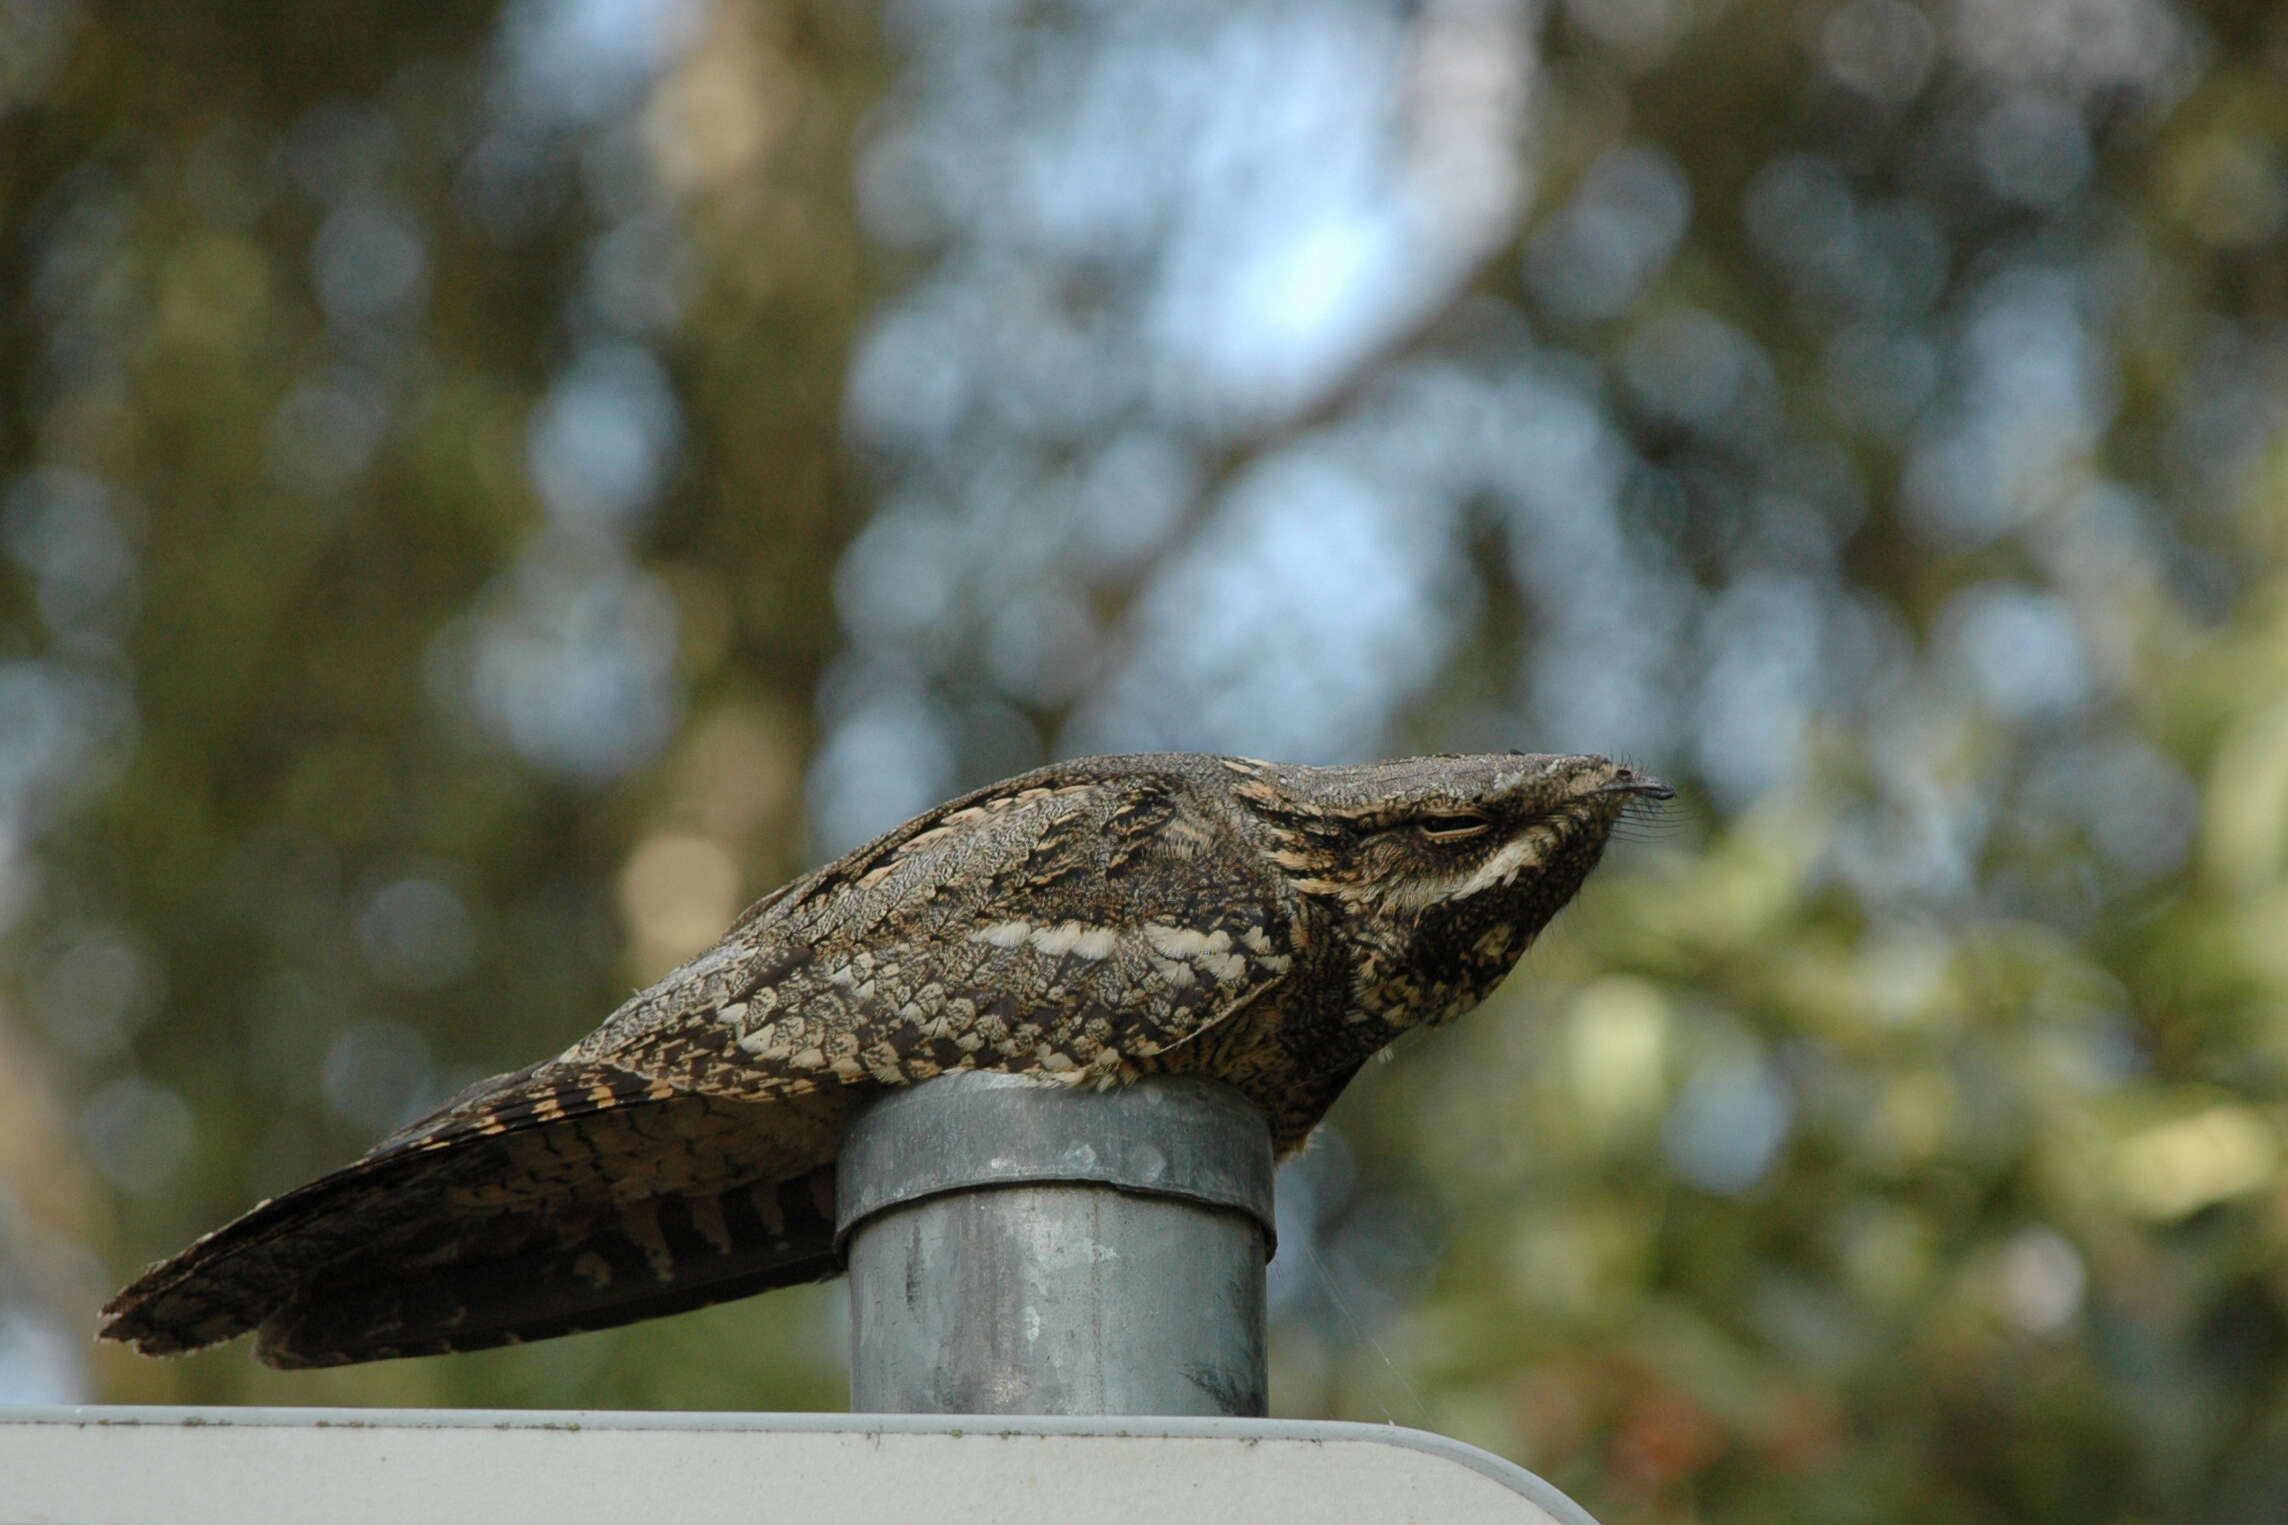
98,1063,853,1366
254,1169,840,1367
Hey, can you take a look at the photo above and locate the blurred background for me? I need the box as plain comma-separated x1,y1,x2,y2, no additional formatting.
2,0,2285,1518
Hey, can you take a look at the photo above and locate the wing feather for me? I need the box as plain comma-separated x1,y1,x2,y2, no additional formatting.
580,769,1305,1096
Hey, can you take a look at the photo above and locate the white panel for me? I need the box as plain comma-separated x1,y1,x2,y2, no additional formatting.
0,1409,1598,1525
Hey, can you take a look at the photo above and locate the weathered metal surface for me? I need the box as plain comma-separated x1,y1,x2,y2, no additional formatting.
0,1407,1602,1525
836,1071,1274,1416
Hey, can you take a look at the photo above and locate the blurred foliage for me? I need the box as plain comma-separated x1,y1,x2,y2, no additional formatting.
4,1,2288,1523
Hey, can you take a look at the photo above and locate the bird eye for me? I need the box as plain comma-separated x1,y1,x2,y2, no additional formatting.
1418,814,1493,842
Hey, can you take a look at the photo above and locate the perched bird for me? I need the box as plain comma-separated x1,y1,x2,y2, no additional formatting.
101,750,1667,1367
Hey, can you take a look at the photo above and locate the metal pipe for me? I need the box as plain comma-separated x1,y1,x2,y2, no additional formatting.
836,1070,1275,1417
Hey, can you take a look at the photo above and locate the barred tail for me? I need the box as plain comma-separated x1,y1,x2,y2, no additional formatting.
251,1168,840,1367
99,1064,852,1367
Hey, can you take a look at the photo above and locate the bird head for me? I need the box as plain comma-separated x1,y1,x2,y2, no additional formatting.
1227,752,1670,1026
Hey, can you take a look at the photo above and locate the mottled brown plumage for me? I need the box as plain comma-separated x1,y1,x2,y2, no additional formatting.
100,750,1666,1367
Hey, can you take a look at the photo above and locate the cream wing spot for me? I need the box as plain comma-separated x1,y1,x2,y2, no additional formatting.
1068,925,1120,959
1026,920,1121,959
1143,923,1215,959
1026,921,1084,957
1149,956,1197,989
1198,951,1249,983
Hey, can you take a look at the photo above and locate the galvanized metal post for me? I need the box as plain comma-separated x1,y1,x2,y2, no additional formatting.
836,1071,1275,1417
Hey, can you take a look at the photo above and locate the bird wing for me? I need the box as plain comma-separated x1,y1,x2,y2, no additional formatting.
572,764,1308,1097
100,761,1307,1367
